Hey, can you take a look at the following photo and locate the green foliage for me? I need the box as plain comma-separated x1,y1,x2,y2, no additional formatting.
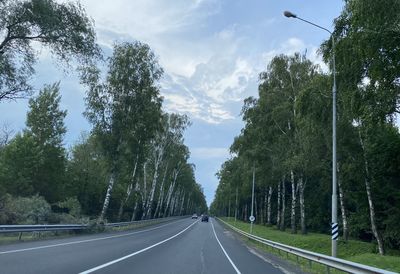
0,0,101,101
0,133,38,196
9,194,51,224
65,133,109,216
57,197,81,218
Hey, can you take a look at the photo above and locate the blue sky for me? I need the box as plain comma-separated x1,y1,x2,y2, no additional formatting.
0,0,344,205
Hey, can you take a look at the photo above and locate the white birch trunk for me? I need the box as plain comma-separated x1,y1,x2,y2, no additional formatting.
117,157,139,221
179,192,186,215
140,163,148,220
280,178,286,231
154,162,169,218
228,190,231,218
277,182,281,229
142,162,147,205
163,165,181,217
98,172,115,222
338,175,348,240
267,186,272,225
144,149,163,219
299,177,306,234
185,195,191,216
130,183,141,221
358,128,384,255
235,186,238,222
290,170,297,234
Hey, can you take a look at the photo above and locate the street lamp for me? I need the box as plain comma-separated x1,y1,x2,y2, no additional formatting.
284,10,338,257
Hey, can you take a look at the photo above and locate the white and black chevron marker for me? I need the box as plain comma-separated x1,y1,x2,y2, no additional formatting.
332,222,339,240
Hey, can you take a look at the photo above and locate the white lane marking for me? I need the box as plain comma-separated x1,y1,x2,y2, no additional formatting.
79,220,198,274
211,220,241,274
0,219,185,255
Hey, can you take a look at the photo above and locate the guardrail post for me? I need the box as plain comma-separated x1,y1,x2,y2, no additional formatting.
308,260,312,270
326,265,331,274
18,232,22,241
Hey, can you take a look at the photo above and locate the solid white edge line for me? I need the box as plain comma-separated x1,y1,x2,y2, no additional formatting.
211,219,241,274
79,220,198,274
0,219,185,255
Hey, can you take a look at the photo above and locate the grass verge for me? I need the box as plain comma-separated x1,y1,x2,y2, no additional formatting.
219,218,400,273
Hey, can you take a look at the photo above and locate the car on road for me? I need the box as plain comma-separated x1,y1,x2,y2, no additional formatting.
201,215,209,222
191,214,198,219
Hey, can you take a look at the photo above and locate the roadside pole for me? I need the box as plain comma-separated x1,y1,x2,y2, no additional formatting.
250,164,255,234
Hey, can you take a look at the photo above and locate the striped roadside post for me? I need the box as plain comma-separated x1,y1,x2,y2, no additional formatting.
332,223,339,241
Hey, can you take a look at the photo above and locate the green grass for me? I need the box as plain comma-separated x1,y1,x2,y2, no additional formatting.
220,218,400,273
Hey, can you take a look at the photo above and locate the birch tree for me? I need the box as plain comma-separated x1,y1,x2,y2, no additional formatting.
0,0,100,101
83,41,163,222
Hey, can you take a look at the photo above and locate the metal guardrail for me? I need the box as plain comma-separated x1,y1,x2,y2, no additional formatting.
217,218,396,274
0,216,186,234
0,224,86,233
105,216,181,228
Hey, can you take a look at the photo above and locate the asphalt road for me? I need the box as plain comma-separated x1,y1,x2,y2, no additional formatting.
0,218,290,274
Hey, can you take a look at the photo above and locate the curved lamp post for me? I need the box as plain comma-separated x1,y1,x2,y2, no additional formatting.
284,10,338,257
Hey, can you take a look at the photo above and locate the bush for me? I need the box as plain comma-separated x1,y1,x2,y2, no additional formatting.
56,197,82,218
10,195,52,224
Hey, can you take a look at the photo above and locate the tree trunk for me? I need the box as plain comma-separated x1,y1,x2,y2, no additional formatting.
290,170,297,234
299,177,306,234
337,163,348,241
117,183,132,221
163,165,181,217
277,182,281,229
235,186,238,222
130,183,141,221
280,178,286,231
267,186,272,225
185,195,191,216
141,163,148,220
154,163,169,218
263,188,267,225
144,146,165,219
131,197,139,221
179,191,186,216
254,196,258,221
98,171,115,222
117,157,139,221
228,190,231,218
358,128,384,255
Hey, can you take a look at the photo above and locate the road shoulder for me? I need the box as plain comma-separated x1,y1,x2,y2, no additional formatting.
215,219,307,274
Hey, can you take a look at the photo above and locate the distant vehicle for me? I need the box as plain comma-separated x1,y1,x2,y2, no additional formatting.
191,214,198,219
201,215,209,222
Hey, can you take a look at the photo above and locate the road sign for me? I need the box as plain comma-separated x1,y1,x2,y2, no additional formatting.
249,215,255,222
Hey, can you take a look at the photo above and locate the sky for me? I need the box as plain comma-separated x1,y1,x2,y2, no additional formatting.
0,0,345,206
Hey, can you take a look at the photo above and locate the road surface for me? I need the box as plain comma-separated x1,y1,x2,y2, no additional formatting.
0,218,294,274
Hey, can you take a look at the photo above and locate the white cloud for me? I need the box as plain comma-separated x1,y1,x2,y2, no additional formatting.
76,0,220,77
191,147,230,159
261,37,328,72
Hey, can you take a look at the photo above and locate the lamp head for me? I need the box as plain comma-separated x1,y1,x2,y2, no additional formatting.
284,11,297,18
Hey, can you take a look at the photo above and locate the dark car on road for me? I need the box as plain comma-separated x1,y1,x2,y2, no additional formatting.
201,215,209,222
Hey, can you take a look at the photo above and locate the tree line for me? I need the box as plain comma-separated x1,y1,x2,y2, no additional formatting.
210,0,400,255
0,0,207,225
